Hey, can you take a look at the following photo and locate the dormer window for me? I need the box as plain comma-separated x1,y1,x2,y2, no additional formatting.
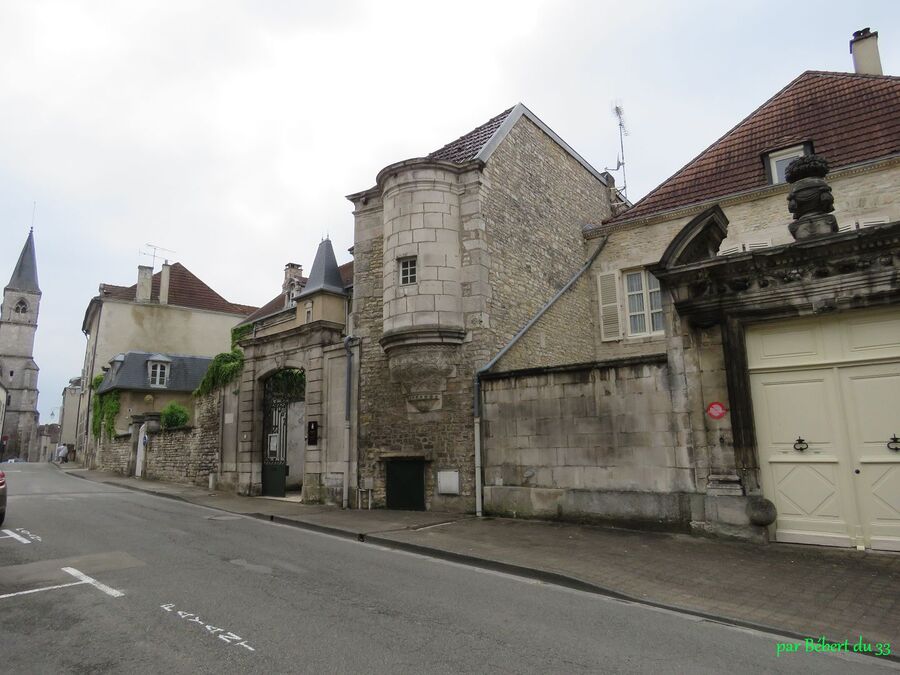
764,143,811,184
149,363,168,387
14,299,28,314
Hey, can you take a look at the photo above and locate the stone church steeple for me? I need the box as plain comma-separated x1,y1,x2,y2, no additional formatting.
0,229,41,461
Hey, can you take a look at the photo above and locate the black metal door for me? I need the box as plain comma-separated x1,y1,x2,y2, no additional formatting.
261,369,306,498
386,460,425,510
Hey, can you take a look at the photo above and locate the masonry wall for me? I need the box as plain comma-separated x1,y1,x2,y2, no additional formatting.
95,433,133,475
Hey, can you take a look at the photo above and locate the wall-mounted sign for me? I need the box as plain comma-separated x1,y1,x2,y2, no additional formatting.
706,402,727,420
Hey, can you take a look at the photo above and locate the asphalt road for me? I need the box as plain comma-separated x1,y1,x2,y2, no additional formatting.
0,463,895,674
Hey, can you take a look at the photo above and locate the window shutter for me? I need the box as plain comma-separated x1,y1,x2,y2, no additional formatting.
717,244,742,256
598,272,622,342
745,240,771,251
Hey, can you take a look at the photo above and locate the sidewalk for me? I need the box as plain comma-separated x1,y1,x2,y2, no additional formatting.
62,466,899,649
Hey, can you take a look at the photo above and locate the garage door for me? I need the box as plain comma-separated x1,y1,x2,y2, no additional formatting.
747,308,900,551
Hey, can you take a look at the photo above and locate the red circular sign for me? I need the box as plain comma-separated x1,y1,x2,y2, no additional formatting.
706,402,727,420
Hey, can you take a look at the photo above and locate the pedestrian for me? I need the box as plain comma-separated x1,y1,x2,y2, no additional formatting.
56,444,68,464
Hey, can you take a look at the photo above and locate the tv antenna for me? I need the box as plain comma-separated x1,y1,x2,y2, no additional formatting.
140,243,177,269
604,102,629,200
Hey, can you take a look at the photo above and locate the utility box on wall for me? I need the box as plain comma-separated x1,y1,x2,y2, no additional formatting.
437,469,460,495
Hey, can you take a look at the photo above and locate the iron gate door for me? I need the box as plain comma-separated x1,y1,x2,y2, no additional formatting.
386,460,425,510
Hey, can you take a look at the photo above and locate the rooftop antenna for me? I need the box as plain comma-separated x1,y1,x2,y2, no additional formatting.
140,243,177,270
604,102,629,200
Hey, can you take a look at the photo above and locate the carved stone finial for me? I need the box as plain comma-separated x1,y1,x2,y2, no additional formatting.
785,155,838,240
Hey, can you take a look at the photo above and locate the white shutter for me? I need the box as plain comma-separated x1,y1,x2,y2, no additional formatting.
717,244,742,256
598,272,622,342
745,240,771,251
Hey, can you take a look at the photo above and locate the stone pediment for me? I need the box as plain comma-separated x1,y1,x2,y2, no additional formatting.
653,222,900,326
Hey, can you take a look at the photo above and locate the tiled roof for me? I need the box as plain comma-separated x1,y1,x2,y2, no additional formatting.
601,71,900,227
99,263,257,316
428,107,515,163
7,229,40,293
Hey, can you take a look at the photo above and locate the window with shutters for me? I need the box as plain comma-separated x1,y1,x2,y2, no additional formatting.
623,270,663,336
597,272,622,341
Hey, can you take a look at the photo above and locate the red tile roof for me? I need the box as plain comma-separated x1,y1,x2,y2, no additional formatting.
100,263,257,316
428,107,514,163
601,71,900,228
240,261,355,325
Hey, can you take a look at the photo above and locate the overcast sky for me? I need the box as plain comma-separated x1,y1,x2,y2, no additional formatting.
1,1,897,421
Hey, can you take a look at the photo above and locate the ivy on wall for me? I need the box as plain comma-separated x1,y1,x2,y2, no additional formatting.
194,348,244,397
91,374,120,440
231,323,252,347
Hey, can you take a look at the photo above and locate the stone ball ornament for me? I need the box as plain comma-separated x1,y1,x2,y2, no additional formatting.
785,154,839,240
746,495,777,526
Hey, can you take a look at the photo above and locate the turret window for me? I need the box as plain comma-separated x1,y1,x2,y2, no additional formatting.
399,257,417,286
14,299,28,314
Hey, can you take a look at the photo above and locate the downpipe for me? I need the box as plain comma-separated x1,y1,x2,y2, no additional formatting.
342,335,357,509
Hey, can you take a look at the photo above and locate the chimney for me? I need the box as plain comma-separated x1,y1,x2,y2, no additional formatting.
136,265,153,302
159,262,171,305
282,262,304,306
850,28,882,75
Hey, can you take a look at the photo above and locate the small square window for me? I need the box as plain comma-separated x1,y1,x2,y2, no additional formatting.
399,257,417,285
766,145,808,184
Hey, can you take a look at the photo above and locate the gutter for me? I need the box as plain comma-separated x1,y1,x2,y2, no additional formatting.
471,236,608,516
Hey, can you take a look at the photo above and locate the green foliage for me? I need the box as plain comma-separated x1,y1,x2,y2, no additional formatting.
92,373,106,390
194,348,244,397
231,323,252,347
265,368,306,407
160,402,190,429
91,390,120,440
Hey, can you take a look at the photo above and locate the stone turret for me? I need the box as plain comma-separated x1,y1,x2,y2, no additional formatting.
296,239,347,326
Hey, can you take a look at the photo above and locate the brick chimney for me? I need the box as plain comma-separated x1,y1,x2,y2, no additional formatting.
850,28,882,75
159,262,171,305
136,265,153,302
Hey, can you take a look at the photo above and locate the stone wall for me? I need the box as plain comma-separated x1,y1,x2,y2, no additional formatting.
482,357,727,530
95,433,133,475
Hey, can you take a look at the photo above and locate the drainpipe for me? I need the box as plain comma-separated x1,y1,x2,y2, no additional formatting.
342,335,358,509
472,237,608,518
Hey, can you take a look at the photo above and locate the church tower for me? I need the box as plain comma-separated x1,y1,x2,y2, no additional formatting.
0,229,41,461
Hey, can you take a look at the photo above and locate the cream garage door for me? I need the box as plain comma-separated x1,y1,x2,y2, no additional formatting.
747,308,900,551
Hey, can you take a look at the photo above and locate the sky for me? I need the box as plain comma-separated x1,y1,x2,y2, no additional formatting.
1,0,898,421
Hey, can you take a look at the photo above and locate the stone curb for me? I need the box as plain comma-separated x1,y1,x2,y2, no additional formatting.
59,467,900,664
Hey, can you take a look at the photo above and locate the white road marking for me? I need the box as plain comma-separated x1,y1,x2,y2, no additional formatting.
61,567,124,597
161,604,256,652
0,581,85,599
0,529,31,544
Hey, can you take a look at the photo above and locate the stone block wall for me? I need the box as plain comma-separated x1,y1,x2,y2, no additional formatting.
95,433,132,475
482,357,705,528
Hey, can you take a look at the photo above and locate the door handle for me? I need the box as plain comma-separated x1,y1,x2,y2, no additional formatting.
889,434,900,452
793,437,808,451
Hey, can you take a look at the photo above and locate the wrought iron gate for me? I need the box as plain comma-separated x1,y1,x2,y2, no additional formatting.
261,369,305,498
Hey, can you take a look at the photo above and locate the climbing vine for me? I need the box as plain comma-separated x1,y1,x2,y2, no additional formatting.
231,323,252,347
194,348,245,397
264,368,306,408
91,379,120,441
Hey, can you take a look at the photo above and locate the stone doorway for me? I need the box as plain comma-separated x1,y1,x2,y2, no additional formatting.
261,368,306,498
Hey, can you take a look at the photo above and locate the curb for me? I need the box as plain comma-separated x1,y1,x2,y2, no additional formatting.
60,468,900,662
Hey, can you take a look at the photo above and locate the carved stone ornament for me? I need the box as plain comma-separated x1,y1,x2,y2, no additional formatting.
386,344,457,413
785,155,838,240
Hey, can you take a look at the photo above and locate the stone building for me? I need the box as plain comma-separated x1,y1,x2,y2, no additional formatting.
230,239,355,500
57,376,82,448
0,229,41,461
77,262,256,467
478,31,900,548
347,104,626,511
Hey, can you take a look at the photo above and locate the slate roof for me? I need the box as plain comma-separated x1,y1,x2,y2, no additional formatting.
97,351,212,394
298,239,346,299
599,71,900,229
6,229,40,293
428,107,515,163
98,263,257,316
239,260,354,327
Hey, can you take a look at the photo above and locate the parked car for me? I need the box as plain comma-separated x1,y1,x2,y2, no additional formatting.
0,469,7,526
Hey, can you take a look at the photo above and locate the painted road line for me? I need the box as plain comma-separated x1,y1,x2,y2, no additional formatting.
0,581,85,599
0,529,31,544
61,567,124,598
